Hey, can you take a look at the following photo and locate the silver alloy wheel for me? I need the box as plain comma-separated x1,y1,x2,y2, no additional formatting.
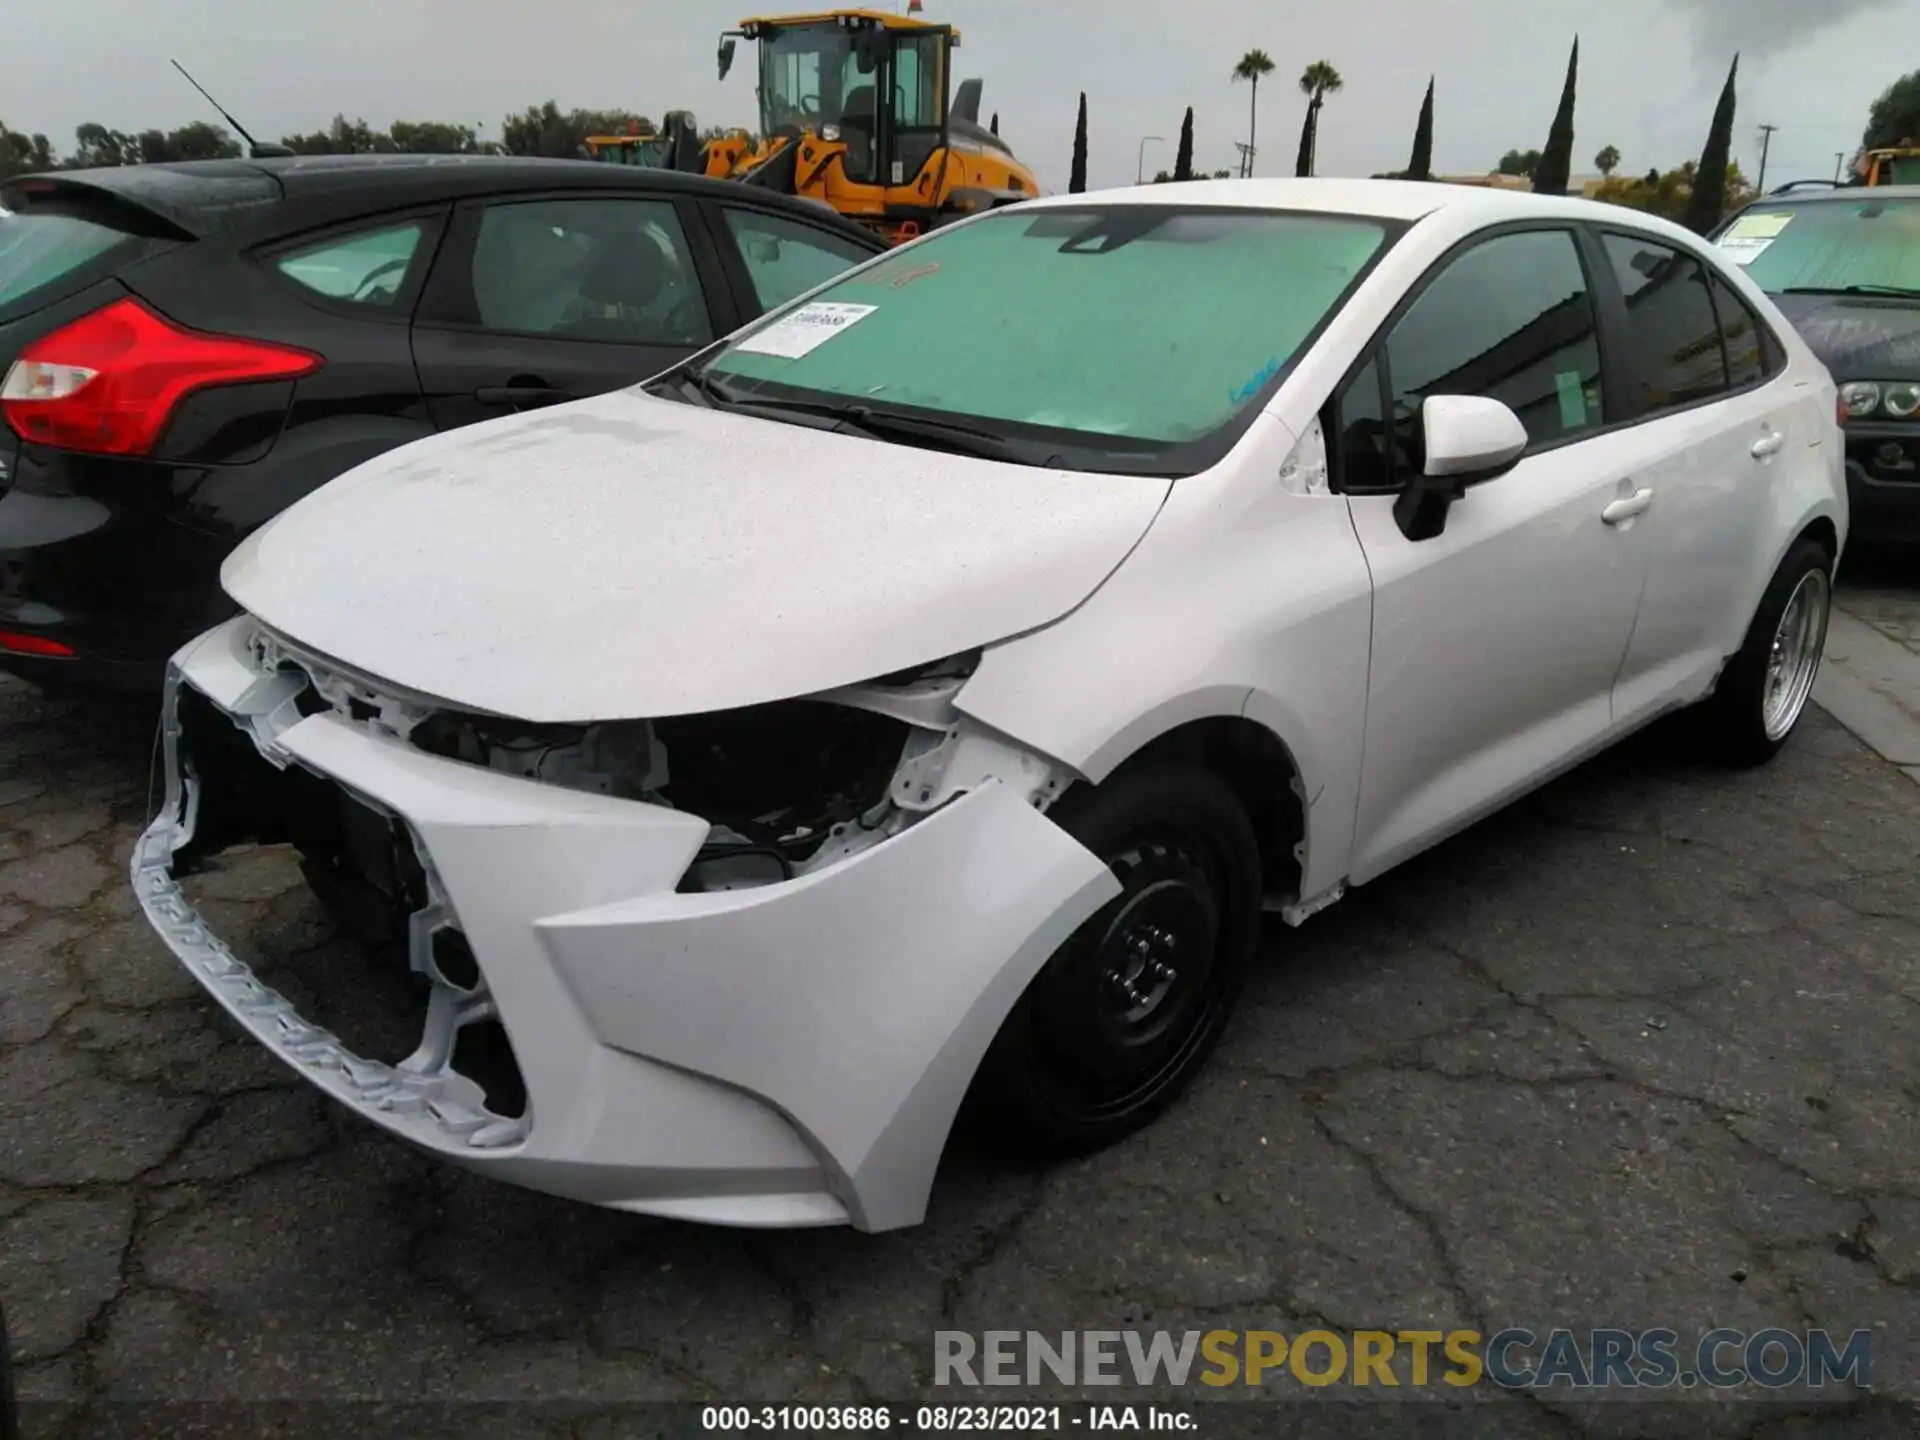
1762,568,1831,742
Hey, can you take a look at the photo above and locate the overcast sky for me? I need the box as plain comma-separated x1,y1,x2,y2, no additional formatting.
5,0,1915,194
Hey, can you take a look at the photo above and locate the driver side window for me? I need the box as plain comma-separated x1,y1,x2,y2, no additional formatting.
275,222,425,309
1384,228,1605,477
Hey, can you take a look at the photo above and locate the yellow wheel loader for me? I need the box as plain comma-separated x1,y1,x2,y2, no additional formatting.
1861,144,1920,187
590,10,1042,245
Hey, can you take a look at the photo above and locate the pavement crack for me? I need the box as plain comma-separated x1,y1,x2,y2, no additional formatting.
1300,1101,1483,1334
936,1171,1049,1324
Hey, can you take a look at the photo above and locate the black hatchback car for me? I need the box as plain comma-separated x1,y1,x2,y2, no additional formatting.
1711,185,1920,545
0,154,886,687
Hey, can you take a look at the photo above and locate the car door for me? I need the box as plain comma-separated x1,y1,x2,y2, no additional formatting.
703,200,884,315
410,191,738,430
1332,225,1656,883
1591,228,1808,725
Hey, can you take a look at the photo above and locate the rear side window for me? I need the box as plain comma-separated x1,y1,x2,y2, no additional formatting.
1706,268,1774,388
1600,233,1728,411
1385,228,1604,464
0,202,144,314
275,222,424,308
721,207,873,312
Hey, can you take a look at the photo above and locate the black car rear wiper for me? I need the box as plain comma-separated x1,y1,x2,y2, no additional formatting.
1779,283,1920,299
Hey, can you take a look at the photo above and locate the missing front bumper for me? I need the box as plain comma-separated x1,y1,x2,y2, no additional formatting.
133,616,1119,1231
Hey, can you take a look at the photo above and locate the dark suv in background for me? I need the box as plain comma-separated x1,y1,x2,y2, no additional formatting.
1711,185,1920,545
0,154,885,689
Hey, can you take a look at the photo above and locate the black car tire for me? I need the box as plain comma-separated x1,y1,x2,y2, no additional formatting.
1685,535,1834,768
971,764,1262,1158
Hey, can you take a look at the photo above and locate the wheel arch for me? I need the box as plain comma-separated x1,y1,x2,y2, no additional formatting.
1060,706,1309,909
1796,514,1840,567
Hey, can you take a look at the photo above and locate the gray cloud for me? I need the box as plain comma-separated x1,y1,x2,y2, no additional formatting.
1673,0,1905,66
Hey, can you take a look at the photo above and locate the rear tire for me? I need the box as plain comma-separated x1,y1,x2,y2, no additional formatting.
1686,536,1833,768
971,764,1261,1158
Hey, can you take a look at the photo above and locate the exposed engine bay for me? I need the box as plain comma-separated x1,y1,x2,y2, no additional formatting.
224,627,1061,904
409,700,913,891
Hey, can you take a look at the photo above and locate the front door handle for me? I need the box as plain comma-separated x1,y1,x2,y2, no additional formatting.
1602,487,1655,525
1750,431,1785,459
474,385,573,409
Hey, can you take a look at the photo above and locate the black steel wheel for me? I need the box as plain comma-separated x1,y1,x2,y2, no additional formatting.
973,763,1262,1156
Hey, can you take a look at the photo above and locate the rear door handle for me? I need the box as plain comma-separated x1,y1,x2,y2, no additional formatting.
1750,431,1785,459
474,385,573,408
1602,488,1655,525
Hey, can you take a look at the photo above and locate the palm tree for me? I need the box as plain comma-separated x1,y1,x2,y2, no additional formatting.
1231,49,1276,176
1297,60,1344,176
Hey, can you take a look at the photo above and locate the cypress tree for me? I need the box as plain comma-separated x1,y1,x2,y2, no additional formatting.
1533,38,1578,194
1685,56,1740,234
1069,93,1088,193
990,112,999,135
1174,106,1195,180
1407,77,1435,181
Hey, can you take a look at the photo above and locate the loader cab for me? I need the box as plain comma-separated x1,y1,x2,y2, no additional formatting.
1863,147,1920,187
725,13,954,189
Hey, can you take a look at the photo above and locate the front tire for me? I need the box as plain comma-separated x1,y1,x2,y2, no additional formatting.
1688,536,1833,768
972,764,1262,1158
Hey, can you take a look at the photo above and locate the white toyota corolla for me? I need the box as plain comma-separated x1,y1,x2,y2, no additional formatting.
133,180,1845,1233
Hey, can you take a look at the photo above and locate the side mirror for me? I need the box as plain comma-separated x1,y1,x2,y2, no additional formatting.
1392,395,1527,542
718,38,738,82
855,29,885,74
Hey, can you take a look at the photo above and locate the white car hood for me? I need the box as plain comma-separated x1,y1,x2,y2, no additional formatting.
222,388,1172,722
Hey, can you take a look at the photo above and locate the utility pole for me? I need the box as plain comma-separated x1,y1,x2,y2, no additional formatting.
1234,140,1255,178
1834,151,1846,182
1756,123,1778,194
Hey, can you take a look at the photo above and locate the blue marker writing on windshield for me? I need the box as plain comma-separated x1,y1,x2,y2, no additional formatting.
1232,357,1281,404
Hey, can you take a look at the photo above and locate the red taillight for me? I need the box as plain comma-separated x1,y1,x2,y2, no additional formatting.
0,298,321,458
0,631,75,657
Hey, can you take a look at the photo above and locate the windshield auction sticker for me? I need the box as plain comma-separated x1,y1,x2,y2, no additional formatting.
1718,210,1793,265
734,302,879,359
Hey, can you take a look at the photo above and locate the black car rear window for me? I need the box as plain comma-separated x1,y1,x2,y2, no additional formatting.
0,193,156,315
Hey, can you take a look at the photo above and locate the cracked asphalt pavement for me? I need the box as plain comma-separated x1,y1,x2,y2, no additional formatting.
2,578,1918,1439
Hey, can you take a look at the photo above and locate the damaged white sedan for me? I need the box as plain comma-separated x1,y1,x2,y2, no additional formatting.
133,180,1846,1232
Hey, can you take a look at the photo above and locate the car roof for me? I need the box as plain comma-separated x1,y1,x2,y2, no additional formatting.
1741,184,1920,204
7,153,884,246
1024,176,1721,247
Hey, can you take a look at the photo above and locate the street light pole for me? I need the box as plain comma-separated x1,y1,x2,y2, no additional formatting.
1756,123,1778,194
1137,134,1165,184
1834,152,1846,183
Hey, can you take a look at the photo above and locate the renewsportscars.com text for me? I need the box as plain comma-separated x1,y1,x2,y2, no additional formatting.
934,1328,1874,1391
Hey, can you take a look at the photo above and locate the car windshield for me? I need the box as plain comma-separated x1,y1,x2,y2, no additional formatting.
1722,197,1920,295
692,205,1397,475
